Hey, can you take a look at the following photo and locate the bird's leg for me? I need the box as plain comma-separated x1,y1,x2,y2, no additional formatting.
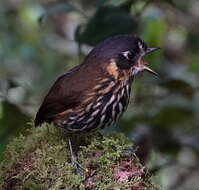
97,131,104,139
68,138,83,175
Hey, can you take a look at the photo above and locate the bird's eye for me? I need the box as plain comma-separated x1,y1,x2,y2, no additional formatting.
122,51,135,60
138,41,147,51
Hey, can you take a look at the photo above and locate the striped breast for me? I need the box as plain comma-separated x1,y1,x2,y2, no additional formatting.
57,77,132,133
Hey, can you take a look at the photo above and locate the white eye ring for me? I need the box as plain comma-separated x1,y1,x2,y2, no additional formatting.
138,41,143,50
122,51,131,59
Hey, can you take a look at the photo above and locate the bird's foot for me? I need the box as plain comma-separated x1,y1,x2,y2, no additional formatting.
71,159,85,175
68,138,86,176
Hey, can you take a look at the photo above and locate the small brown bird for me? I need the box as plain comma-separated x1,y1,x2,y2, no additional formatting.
35,34,159,132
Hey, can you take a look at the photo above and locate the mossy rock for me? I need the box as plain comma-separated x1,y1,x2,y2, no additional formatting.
0,124,159,190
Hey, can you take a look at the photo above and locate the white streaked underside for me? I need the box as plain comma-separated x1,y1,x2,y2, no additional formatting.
61,79,131,132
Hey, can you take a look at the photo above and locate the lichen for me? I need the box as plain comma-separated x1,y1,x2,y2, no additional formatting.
0,124,159,190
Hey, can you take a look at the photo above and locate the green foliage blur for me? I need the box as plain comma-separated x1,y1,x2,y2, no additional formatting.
0,0,199,189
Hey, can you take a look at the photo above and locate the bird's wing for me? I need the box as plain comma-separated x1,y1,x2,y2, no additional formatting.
34,63,104,126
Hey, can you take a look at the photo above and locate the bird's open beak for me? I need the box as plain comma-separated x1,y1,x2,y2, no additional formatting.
142,47,160,76
142,65,158,76
145,47,160,54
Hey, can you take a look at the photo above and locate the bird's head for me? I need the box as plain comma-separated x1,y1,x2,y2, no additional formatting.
87,35,160,77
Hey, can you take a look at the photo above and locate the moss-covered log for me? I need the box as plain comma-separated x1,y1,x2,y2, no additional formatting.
0,124,159,190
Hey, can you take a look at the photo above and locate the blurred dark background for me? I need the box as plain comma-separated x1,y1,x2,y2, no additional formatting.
0,0,199,189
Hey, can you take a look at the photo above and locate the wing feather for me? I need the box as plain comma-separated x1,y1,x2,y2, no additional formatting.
34,62,105,126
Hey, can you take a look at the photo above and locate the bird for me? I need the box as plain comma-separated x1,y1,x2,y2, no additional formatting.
35,34,159,132
34,34,160,173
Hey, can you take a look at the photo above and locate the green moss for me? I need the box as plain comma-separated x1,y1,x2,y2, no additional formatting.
0,124,159,190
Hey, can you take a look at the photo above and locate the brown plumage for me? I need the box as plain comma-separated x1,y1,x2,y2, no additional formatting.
35,34,159,132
